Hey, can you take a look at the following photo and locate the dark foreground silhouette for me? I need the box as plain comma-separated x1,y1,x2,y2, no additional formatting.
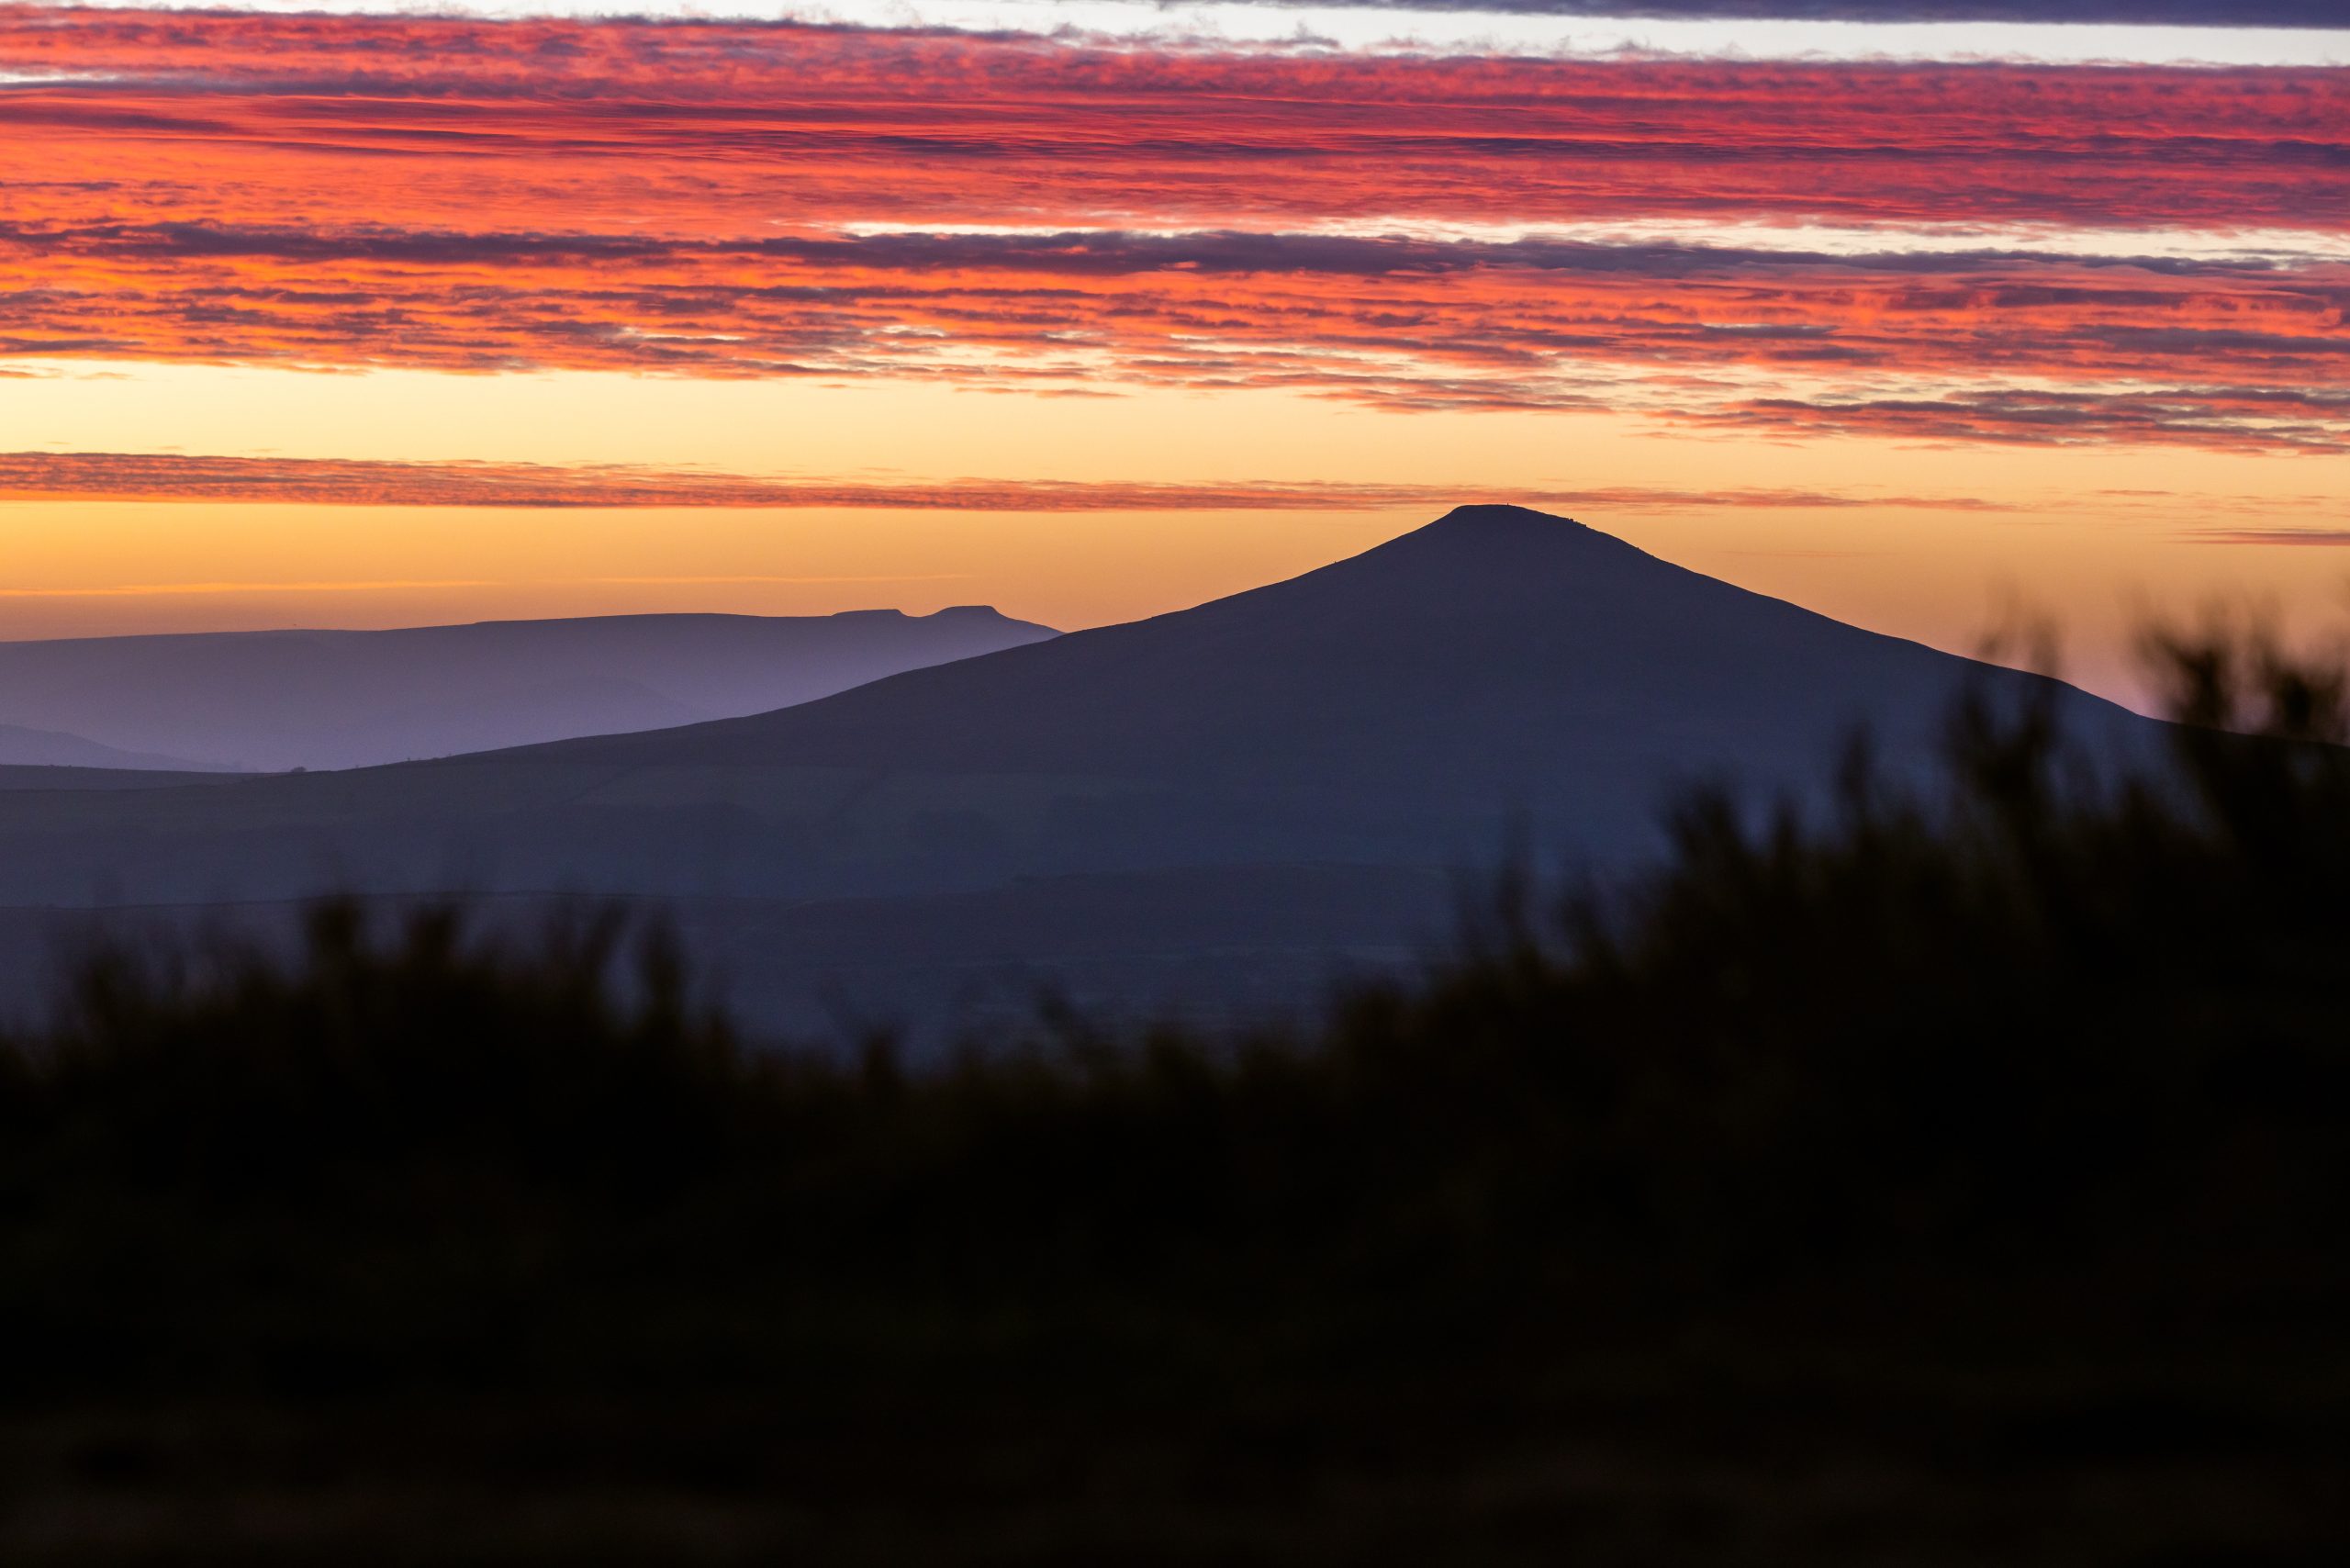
1,636,2344,1564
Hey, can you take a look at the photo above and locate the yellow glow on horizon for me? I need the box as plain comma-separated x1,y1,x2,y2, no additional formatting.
2,363,2344,711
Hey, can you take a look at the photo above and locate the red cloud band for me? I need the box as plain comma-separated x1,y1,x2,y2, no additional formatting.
3,8,2342,233
0,453,2010,513
4,6,2345,453
1703,386,2350,453
3,224,2343,450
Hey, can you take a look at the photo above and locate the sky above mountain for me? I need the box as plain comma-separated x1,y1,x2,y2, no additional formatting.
3,2,2343,704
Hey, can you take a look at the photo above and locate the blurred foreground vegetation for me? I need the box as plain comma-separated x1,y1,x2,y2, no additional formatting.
2,634,2346,1563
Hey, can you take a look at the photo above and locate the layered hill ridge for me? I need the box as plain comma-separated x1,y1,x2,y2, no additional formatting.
0,606,1058,772
0,509,2152,1036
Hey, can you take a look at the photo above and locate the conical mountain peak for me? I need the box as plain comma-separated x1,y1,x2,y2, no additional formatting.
1304,502,1649,601
1391,504,1598,556
1347,503,1619,572
474,502,2143,838
1427,502,1584,532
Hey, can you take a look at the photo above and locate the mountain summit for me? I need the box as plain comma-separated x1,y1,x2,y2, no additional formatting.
526,505,2118,839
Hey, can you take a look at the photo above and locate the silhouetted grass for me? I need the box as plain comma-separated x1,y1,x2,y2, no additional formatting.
1,633,2345,1563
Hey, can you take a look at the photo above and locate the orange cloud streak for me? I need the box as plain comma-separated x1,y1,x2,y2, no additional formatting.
6,9,2341,232
0,453,2014,512
4,230,2342,447
5,7,2344,451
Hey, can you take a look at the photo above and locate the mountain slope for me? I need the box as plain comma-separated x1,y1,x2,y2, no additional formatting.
0,606,1057,771
0,509,2156,1035
0,508,2147,897
513,506,2141,843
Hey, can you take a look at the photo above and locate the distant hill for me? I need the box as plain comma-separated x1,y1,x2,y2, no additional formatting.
0,722,216,773
0,608,1058,772
0,510,2155,1036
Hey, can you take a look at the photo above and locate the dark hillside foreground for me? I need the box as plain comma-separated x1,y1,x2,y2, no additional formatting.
1,633,2345,1564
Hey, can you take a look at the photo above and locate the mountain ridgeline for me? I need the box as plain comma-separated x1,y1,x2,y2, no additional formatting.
442,505,2151,869
530,504,2098,794
0,509,2155,1035
0,606,1056,772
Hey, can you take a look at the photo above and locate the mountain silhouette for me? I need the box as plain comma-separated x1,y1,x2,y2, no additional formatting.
0,607,1056,772
0,510,2152,1035
510,506,2138,858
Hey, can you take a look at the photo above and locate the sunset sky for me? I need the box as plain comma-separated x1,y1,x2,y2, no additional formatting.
4,1,2344,704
